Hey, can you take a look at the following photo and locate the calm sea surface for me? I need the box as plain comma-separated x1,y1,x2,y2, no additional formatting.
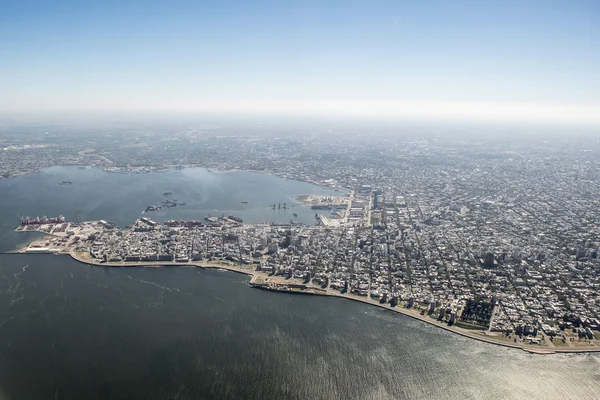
0,167,599,400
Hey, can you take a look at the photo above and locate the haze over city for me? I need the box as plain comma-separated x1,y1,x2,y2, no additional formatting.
1,0,599,125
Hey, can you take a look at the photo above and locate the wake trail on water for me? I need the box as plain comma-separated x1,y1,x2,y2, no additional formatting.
125,275,181,292
3,264,35,303
0,310,38,330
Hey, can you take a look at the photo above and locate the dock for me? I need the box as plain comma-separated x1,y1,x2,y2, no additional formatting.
250,275,327,295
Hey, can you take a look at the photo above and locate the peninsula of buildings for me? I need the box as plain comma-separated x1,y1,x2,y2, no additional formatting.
15,186,600,354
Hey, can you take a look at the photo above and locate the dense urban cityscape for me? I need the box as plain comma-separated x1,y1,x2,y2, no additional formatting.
5,120,600,351
2,0,599,397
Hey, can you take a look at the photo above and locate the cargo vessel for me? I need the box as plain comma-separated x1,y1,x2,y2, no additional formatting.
20,215,66,225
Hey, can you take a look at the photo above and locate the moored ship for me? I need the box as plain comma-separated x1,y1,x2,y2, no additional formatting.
20,215,66,225
164,220,203,227
227,215,243,223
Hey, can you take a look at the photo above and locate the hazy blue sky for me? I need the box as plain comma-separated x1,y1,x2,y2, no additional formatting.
1,0,599,124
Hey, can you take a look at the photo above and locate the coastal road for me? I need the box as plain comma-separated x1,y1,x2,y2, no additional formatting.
36,249,600,355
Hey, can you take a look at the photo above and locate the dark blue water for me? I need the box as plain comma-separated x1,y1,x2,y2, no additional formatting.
0,168,599,400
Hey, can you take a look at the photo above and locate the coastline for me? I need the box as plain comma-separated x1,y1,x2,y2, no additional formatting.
59,250,600,355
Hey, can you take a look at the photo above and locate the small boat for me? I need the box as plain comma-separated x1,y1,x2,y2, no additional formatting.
241,201,248,204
